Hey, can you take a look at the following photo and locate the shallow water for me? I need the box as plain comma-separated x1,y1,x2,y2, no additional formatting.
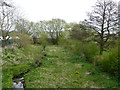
13,77,25,89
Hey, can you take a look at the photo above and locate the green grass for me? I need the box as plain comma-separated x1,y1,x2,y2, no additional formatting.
2,45,43,88
0,69,2,89
24,45,119,88
0,47,2,89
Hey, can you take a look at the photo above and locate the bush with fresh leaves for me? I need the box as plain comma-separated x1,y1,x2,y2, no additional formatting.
94,37,119,76
61,40,99,63
23,45,43,66
10,32,32,48
72,41,99,63
101,47,119,75
83,42,99,62
72,41,84,55
59,39,71,49
37,33,48,50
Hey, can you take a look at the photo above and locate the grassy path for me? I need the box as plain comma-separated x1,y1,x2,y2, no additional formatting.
24,45,118,88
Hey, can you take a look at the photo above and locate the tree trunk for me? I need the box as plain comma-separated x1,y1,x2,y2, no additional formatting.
100,44,103,55
99,6,106,55
100,37,104,55
2,40,5,48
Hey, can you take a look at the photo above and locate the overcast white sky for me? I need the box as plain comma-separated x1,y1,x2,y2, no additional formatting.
12,0,119,23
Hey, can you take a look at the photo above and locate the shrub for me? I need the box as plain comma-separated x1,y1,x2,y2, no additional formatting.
61,39,99,63
83,42,99,62
37,33,48,46
11,32,32,48
24,45,43,66
73,41,85,55
59,39,73,50
101,47,119,75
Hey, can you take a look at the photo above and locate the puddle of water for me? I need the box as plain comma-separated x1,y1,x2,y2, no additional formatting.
13,77,25,89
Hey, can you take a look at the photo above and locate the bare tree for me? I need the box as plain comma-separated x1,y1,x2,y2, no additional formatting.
14,18,30,34
87,0,118,55
118,1,120,36
0,0,15,47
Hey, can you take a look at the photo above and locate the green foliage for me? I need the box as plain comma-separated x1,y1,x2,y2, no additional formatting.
58,30,70,45
15,18,30,34
72,41,99,63
70,24,90,41
10,32,32,48
83,42,99,62
24,45,43,65
2,69,13,88
61,39,99,63
2,44,45,88
27,62,36,68
46,18,66,44
60,37,119,78
12,64,30,76
93,37,119,76
37,33,48,46
2,63,31,88
101,47,119,75
73,41,85,55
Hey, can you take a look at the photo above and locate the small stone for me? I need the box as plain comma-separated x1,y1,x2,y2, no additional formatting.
84,72,90,76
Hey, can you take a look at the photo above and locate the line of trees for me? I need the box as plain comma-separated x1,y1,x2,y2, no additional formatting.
0,0,119,56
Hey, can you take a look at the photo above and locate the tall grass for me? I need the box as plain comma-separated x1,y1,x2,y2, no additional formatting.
60,39,119,77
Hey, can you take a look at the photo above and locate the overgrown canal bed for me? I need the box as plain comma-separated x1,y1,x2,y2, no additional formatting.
1,45,119,88
2,45,46,88
24,46,119,88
